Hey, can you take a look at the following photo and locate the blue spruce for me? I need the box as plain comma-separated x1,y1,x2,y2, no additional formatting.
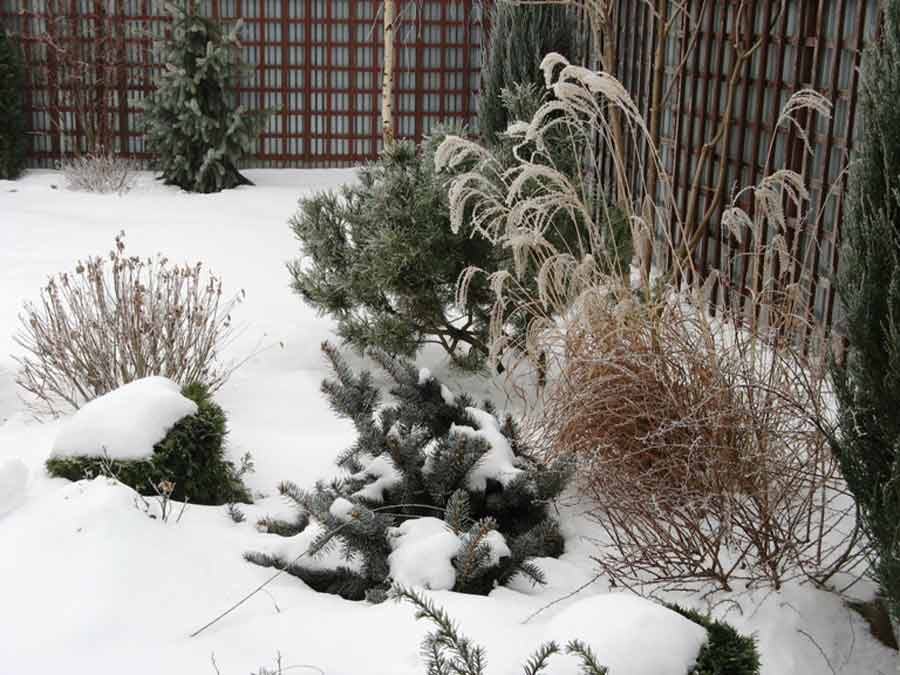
246,343,572,600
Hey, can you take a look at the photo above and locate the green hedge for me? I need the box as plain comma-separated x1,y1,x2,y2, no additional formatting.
46,383,251,505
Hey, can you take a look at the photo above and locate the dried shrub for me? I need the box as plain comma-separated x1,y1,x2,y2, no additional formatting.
540,294,862,592
61,153,138,194
15,234,244,414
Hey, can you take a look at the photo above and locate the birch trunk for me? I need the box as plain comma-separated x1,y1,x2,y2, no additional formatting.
381,0,396,148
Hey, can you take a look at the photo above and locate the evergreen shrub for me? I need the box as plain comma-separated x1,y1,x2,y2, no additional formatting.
0,30,27,180
289,120,626,371
479,2,585,145
288,131,500,370
46,383,252,505
667,604,761,675
831,0,900,622
394,589,759,675
143,1,267,193
246,343,572,600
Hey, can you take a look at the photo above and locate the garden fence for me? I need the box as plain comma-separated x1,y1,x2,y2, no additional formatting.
608,0,881,348
0,0,485,166
0,0,885,343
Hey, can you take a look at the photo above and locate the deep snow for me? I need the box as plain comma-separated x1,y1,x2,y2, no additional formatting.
1,170,896,675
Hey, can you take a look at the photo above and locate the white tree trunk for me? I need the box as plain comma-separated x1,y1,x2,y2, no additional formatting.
381,0,396,149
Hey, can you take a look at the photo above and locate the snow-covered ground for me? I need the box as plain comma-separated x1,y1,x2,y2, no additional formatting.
1,170,896,674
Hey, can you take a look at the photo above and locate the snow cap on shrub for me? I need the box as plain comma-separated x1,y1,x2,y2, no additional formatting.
51,376,197,461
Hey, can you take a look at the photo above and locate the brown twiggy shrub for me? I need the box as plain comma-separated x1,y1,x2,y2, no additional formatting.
537,295,863,593
14,233,244,414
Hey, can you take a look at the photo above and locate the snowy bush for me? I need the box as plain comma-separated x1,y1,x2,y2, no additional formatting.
537,297,861,593
143,1,267,193
288,120,623,373
61,153,138,194
14,233,243,413
46,379,251,505
0,30,27,180
245,343,571,600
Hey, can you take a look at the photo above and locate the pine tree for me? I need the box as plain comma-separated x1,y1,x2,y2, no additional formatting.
143,1,267,193
287,129,500,370
0,30,27,180
832,0,900,623
479,2,585,146
246,343,572,601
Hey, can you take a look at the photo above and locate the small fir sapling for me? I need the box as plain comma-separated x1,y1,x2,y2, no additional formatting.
143,1,267,193
393,586,610,675
246,343,572,600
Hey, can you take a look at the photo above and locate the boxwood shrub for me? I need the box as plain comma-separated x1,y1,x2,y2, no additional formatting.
46,383,251,505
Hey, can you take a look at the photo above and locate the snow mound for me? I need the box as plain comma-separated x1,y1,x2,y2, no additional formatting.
387,516,512,591
351,454,402,503
453,407,523,491
51,377,198,461
465,528,510,566
543,594,707,675
440,384,456,405
329,497,358,522
388,517,461,590
0,458,28,516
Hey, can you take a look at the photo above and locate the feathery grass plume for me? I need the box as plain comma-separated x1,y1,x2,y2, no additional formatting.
439,53,833,382
443,44,856,592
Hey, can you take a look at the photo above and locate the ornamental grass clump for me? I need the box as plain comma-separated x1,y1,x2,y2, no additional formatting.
15,233,243,414
438,52,863,593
